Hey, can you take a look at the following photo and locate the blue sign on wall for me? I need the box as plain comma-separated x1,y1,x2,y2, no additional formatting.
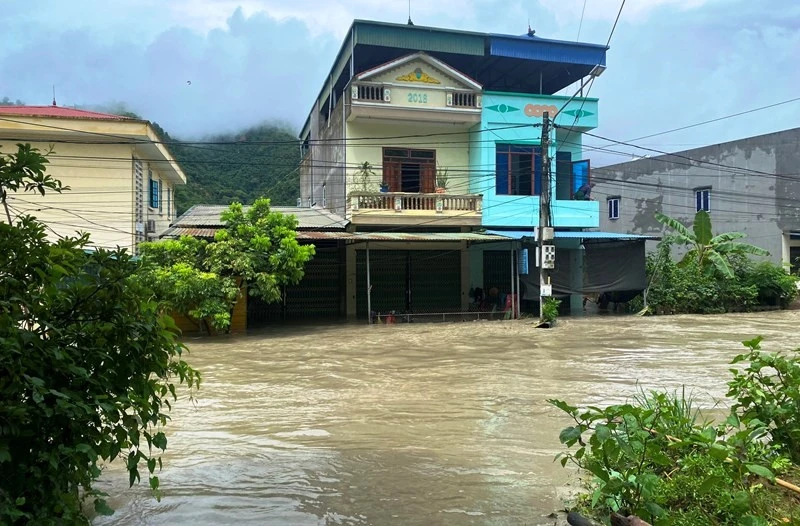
518,248,529,275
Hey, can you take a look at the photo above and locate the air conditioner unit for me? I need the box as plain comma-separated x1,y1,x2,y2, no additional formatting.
145,219,156,233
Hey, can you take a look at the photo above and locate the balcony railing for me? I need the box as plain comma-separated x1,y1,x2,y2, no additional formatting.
352,192,481,212
349,192,482,226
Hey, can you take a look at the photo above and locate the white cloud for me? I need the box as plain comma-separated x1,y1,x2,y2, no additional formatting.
166,0,477,39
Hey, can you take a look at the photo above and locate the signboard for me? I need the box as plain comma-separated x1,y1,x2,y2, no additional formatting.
518,248,529,275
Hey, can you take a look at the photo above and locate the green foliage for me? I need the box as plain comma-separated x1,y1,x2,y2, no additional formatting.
643,236,796,315
542,297,561,323
137,237,240,333
0,143,67,223
0,145,200,522
728,337,800,463
354,161,376,192
141,199,314,331
655,210,769,278
205,198,316,303
0,96,25,106
550,338,800,525
154,123,301,215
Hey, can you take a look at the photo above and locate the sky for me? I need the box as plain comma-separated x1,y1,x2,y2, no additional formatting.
1,0,799,165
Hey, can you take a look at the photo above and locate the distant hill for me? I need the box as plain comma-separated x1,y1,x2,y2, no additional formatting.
150,123,301,215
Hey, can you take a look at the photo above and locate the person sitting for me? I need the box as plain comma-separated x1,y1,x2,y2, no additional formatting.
574,182,595,200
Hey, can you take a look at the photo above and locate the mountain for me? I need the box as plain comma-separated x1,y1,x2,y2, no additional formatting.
150,123,301,215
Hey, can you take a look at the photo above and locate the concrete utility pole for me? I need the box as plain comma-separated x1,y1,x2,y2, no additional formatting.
538,112,553,322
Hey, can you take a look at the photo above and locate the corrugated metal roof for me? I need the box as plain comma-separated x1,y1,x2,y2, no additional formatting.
159,227,220,239
0,105,137,121
347,232,510,242
485,230,659,240
488,37,607,65
555,231,659,240
355,23,484,56
171,205,348,230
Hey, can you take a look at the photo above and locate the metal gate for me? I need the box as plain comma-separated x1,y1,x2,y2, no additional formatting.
356,249,461,318
247,246,344,327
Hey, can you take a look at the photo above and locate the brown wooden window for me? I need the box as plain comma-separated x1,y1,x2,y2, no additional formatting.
382,148,437,193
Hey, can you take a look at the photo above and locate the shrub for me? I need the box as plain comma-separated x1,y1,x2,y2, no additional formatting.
549,338,800,525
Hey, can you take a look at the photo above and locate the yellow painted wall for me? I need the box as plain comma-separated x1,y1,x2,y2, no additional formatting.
345,121,471,194
1,141,177,252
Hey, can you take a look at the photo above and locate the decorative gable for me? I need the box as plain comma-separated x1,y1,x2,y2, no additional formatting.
356,52,482,91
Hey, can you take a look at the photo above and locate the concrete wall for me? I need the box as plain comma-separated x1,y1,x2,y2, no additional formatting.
475,92,599,228
345,121,471,195
2,141,176,252
596,127,800,266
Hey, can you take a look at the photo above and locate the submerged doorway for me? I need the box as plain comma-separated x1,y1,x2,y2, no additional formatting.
383,148,436,193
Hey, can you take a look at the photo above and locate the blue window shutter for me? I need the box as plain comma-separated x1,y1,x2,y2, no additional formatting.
495,148,509,195
571,160,590,194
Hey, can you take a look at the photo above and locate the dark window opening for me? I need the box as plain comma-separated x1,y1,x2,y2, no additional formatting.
695,187,711,212
608,197,620,220
382,148,436,193
401,163,421,193
495,144,541,196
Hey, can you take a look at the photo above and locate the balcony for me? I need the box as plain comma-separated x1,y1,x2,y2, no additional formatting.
349,192,482,227
347,82,482,126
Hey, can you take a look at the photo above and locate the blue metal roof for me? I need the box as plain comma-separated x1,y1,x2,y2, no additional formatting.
488,36,607,66
485,230,659,241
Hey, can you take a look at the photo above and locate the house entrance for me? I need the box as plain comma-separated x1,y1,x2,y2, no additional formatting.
383,148,436,193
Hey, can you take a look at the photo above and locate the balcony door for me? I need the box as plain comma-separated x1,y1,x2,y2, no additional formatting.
383,148,436,193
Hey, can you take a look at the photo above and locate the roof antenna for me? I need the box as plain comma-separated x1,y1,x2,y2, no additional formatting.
52,85,57,106
407,0,413,25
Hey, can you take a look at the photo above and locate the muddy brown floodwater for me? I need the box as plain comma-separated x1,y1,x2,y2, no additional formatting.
93,311,800,525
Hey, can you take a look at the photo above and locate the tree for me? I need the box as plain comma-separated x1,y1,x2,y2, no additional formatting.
655,210,769,278
0,146,200,523
137,236,239,333
205,198,316,304
0,143,66,224
0,97,24,106
139,198,315,333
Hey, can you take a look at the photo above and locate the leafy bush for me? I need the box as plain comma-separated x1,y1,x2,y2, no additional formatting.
741,261,798,308
728,337,800,463
542,297,561,323
549,338,800,525
1,144,200,523
643,238,795,315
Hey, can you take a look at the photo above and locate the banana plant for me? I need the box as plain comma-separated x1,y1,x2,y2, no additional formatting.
655,210,769,278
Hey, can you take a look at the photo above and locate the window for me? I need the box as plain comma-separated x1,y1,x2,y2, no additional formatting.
158,180,163,213
608,197,620,220
167,187,171,219
148,172,159,209
322,183,327,208
695,187,711,212
571,159,591,197
495,144,541,196
382,148,437,193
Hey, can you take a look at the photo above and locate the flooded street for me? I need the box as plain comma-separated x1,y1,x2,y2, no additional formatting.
94,312,800,525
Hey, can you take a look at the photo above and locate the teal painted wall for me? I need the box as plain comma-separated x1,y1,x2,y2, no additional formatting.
475,92,599,228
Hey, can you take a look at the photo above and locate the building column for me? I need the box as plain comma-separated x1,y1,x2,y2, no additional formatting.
461,242,470,311
346,243,357,319
569,244,585,315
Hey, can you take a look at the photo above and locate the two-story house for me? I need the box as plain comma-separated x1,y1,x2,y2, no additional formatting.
0,105,186,253
300,20,638,319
